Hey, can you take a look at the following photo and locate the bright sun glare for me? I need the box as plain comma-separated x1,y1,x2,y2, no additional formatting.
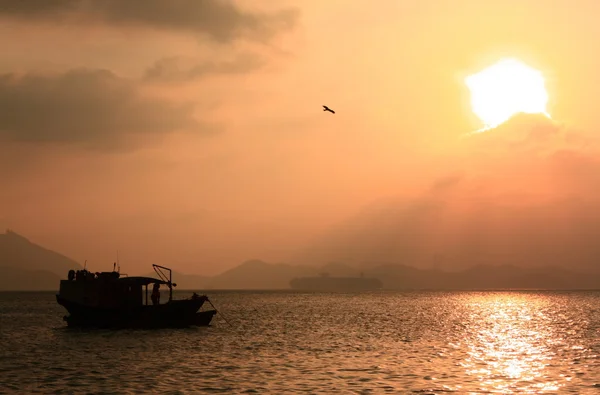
465,58,550,129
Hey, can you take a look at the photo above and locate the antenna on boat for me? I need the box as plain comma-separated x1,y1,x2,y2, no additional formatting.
84,260,87,270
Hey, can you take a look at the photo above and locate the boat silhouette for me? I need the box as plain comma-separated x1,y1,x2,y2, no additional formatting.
56,264,216,328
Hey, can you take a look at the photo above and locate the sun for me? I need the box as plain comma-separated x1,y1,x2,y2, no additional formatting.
465,58,550,130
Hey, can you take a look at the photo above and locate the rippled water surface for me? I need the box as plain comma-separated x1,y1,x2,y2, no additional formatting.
1,291,600,394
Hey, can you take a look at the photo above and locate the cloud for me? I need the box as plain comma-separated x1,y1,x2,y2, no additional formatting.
0,0,299,42
0,68,201,149
144,53,264,83
430,174,464,194
293,115,600,273
465,113,562,153
0,0,78,16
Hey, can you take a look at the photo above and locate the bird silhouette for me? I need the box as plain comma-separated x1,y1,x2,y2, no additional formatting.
323,105,335,114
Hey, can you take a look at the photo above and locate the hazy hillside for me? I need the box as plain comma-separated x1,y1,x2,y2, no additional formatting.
0,266,61,291
366,263,600,290
1,230,598,291
205,259,318,289
0,230,82,277
294,197,600,275
203,260,600,290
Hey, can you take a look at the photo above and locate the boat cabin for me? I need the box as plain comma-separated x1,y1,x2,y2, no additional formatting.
58,265,177,309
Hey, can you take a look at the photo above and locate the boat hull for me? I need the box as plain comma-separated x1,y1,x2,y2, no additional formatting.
57,295,217,329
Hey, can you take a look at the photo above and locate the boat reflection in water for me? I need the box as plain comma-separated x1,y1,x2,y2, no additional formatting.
56,264,216,328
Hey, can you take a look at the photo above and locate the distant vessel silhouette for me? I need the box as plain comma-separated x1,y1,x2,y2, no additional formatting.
56,264,217,328
290,272,382,292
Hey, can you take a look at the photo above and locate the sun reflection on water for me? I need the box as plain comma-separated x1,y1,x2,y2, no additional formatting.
458,293,568,393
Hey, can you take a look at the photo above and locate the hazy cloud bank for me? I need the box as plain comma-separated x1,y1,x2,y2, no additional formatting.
0,68,201,149
0,0,299,42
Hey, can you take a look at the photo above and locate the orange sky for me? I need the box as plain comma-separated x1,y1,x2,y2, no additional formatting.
2,1,600,275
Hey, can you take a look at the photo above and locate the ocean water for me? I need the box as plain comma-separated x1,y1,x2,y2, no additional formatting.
1,290,599,394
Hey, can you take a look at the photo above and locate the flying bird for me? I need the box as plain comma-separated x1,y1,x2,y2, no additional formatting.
323,105,335,114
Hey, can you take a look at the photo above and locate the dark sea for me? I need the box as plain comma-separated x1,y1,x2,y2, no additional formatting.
1,290,600,394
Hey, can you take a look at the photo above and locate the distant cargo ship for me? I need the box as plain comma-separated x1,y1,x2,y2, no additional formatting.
290,273,382,292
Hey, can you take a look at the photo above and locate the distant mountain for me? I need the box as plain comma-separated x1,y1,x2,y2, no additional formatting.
0,266,62,291
205,259,318,289
0,230,82,290
202,260,600,290
291,174,600,276
366,263,600,290
1,230,598,291
290,275,383,292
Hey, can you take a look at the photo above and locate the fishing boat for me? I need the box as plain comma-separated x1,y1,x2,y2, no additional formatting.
56,264,217,328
